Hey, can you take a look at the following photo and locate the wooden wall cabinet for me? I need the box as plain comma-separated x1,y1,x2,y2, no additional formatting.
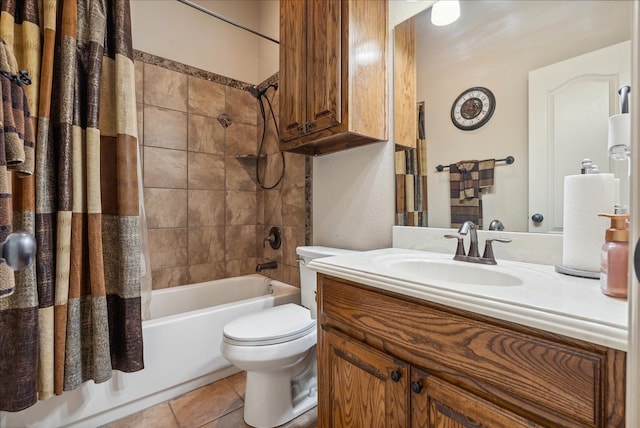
393,16,417,151
279,0,388,156
317,274,626,427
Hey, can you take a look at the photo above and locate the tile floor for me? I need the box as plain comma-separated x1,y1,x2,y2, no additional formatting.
103,372,317,428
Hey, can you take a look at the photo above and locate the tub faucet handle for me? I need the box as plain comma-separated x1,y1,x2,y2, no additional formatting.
263,227,281,249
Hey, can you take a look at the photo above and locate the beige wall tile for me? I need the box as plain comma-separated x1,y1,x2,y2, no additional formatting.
151,267,190,290
189,114,225,155
283,153,306,189
264,189,283,226
261,121,280,155
225,258,257,278
188,226,225,264
225,86,257,126
188,152,225,190
144,64,188,112
134,61,144,104
226,191,257,225
188,262,226,284
282,264,301,288
225,225,257,260
225,122,257,156
137,103,144,146
188,190,225,226
268,89,279,125
256,190,265,226
188,77,226,118
144,146,188,189
148,228,188,270
144,106,188,150
262,152,285,188
282,226,306,266
145,188,188,228
282,185,306,227
226,156,257,191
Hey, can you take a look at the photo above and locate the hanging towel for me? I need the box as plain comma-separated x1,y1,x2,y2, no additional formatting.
478,158,495,189
455,160,478,199
0,37,34,298
449,159,495,229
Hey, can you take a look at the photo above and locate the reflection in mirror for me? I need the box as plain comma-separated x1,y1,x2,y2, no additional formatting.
394,0,632,232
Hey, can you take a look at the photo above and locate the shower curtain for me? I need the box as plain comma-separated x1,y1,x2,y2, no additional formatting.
0,0,144,412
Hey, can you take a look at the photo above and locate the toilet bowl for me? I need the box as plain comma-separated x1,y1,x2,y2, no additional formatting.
221,246,357,428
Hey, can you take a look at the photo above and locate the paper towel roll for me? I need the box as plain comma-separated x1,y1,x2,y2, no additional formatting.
562,173,616,272
608,114,631,159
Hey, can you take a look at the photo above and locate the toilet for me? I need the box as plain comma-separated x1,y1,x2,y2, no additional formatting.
221,246,356,428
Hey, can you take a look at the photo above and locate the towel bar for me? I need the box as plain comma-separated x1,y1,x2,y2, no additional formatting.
436,155,514,172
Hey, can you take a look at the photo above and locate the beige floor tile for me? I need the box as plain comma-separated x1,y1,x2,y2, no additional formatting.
201,407,250,428
169,380,243,427
224,371,246,400
103,402,179,428
282,407,318,428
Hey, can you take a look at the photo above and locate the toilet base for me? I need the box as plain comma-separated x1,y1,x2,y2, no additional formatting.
243,352,317,428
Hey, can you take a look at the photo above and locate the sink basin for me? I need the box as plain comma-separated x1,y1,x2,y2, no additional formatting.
380,257,524,286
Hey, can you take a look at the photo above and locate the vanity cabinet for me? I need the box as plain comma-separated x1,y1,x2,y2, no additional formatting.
279,0,388,155
317,274,626,427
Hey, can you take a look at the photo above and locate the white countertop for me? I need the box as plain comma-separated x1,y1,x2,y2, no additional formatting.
308,248,628,351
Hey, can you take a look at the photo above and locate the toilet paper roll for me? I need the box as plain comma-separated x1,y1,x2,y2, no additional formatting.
562,173,616,272
608,114,630,156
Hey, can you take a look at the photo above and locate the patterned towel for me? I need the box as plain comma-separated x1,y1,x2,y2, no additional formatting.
450,159,495,229
0,38,34,298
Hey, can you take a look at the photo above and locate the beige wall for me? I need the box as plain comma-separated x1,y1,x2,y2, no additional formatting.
131,0,278,85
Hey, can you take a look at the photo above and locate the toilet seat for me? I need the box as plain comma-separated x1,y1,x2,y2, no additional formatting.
223,303,316,346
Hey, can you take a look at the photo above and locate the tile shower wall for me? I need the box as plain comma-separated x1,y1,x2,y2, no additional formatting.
134,52,309,290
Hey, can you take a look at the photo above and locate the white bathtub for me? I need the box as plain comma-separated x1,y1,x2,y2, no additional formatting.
0,274,301,428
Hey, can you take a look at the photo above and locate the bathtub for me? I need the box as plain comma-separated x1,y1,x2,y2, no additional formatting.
0,274,301,428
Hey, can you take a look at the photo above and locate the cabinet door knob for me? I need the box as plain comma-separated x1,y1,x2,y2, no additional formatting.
410,380,423,393
296,124,304,132
390,370,401,382
305,121,314,130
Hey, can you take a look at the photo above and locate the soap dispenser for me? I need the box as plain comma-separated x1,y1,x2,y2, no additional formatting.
598,213,629,298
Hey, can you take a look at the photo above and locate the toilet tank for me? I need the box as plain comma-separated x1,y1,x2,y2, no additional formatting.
296,246,358,319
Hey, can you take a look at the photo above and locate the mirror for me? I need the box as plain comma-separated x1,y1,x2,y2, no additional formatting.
395,0,632,232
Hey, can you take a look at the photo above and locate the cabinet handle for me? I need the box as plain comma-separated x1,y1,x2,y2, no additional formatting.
410,380,423,394
296,124,304,132
390,370,401,382
305,121,314,130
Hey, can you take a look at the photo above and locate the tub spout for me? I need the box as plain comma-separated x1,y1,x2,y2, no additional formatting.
256,261,278,272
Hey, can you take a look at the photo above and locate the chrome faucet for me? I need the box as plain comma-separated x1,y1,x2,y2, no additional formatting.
444,220,511,265
458,221,479,258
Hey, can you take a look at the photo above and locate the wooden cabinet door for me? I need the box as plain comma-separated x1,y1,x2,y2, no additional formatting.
320,328,409,427
279,0,307,141
410,368,542,428
305,0,342,135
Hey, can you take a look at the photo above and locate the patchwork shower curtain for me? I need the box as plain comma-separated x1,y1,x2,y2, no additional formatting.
0,0,144,412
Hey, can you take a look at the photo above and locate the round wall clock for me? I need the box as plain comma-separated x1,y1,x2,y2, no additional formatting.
450,87,496,131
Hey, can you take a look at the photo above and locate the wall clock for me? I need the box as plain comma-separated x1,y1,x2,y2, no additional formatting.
450,86,496,131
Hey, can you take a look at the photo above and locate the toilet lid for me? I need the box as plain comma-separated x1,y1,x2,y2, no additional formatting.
223,303,316,346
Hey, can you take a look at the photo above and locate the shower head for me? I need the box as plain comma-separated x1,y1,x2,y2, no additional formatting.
1,231,36,270
248,83,279,99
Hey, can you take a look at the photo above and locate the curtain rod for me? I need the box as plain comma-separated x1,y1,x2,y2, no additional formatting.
177,0,280,45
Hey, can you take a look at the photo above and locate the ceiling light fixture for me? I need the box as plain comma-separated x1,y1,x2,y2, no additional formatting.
431,0,460,26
